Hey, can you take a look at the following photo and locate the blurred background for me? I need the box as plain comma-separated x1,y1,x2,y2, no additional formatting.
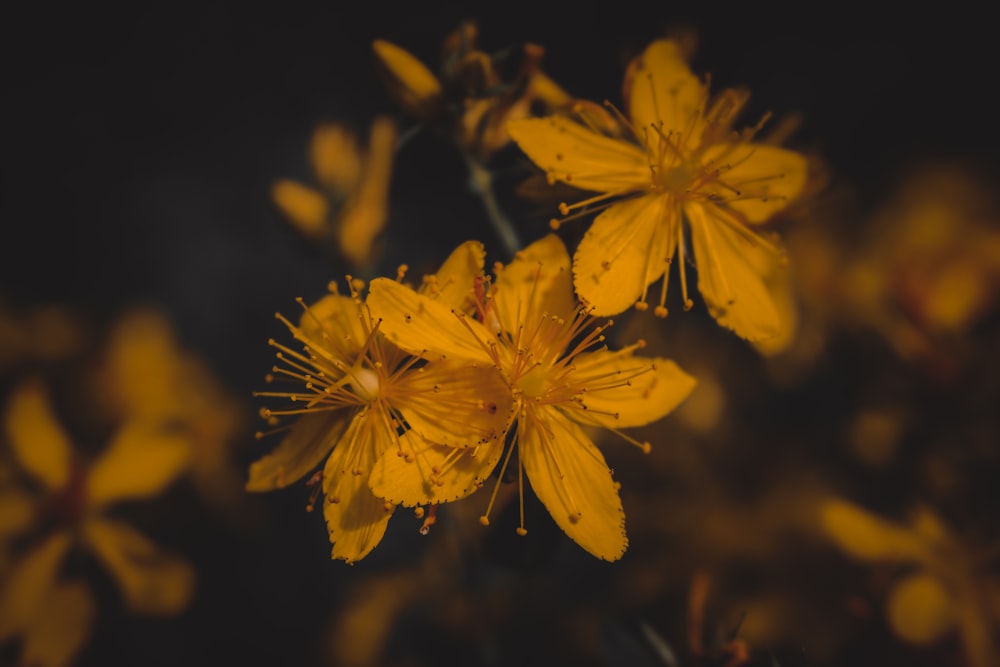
2,2,999,666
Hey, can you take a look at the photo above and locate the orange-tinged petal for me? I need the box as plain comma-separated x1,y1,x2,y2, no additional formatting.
687,202,782,341
85,423,190,509
626,39,704,153
321,412,394,563
0,532,71,641
420,240,485,310
494,234,575,331
886,573,956,645
271,179,330,240
19,580,95,667
700,144,808,223
394,360,513,449
507,116,650,193
310,124,362,194
246,410,350,491
520,409,627,561
3,380,72,491
819,499,928,563
81,517,195,615
367,278,493,364
372,39,443,121
568,350,696,428
370,431,503,507
573,195,675,317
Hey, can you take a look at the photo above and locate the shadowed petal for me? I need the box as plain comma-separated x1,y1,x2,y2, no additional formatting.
86,423,190,509
0,532,72,641
20,580,95,667
3,380,72,491
247,410,350,491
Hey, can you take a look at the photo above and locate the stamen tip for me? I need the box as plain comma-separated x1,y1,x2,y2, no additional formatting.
479,515,490,527
549,219,561,230
634,301,649,312
654,305,668,318
515,527,528,536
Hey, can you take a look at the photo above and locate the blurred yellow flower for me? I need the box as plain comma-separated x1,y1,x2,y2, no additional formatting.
508,39,809,342
0,379,195,667
272,116,397,268
820,498,1000,667
367,234,696,561
247,242,512,563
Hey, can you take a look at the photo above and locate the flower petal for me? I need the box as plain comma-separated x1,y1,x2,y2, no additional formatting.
367,278,493,364
310,123,362,194
495,234,575,331
394,360,513,449
246,410,350,491
372,39,443,121
686,202,782,341
298,294,367,358
420,240,485,311
569,350,696,428
701,144,808,223
507,116,650,193
886,572,956,645
370,431,503,507
819,499,927,563
626,39,704,153
0,487,37,540
271,179,330,240
0,532,72,641
19,580,95,667
573,195,675,317
321,412,394,563
520,409,627,561
2,380,72,491
85,423,190,509
82,517,195,615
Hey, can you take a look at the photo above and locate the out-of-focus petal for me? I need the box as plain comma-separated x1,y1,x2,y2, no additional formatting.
271,180,330,240
2,380,72,491
19,580,95,667
568,351,696,428
819,499,927,562
0,487,36,540
372,39,443,121
0,532,72,641
687,202,782,341
81,517,194,615
520,409,627,561
370,431,502,507
321,413,394,563
886,572,955,645
85,423,190,509
246,410,349,491
507,116,649,193
310,124,362,194
573,195,675,317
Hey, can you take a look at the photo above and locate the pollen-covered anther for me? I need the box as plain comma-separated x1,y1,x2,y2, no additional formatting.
654,305,668,318
549,218,561,230
634,301,649,312
640,442,652,454
516,527,528,536
558,202,570,215
479,515,490,526
683,298,694,311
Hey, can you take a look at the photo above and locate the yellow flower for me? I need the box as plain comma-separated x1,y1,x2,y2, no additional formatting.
247,241,513,563
367,235,696,561
271,117,397,268
0,379,195,667
507,39,809,342
820,498,1000,667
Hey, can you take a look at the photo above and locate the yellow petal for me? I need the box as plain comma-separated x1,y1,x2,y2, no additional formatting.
19,580,95,667
886,573,956,645
85,423,190,509
700,144,808,223
506,116,650,193
246,410,350,491
819,499,927,562
0,487,36,539
0,532,71,641
494,234,575,331
420,240,485,311
2,380,72,491
337,117,397,267
298,294,368,359
573,195,675,317
569,350,696,428
101,308,182,419
310,123,362,194
686,202,782,341
372,39,443,121
626,39,704,153
271,179,330,240
321,412,394,563
520,409,627,561
367,277,493,364
82,517,195,615
394,360,513,448
370,431,503,507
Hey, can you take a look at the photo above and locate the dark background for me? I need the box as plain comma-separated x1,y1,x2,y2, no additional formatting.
2,2,996,666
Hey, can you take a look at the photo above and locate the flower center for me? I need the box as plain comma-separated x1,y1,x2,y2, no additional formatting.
515,364,549,399
348,366,380,402
655,161,698,194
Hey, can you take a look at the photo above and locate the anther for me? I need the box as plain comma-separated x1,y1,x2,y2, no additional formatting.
635,301,649,312
654,306,669,318
516,527,528,536
479,515,490,526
